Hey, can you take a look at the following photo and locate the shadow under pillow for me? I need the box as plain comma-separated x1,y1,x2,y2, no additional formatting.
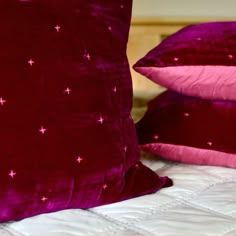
136,90,236,168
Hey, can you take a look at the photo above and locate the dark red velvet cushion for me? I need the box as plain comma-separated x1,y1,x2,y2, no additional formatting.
0,0,172,222
136,90,236,168
133,22,236,100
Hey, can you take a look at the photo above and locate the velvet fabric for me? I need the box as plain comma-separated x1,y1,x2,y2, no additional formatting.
0,0,172,223
136,90,236,168
133,21,236,100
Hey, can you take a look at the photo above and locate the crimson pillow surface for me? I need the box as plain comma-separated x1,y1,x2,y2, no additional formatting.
0,0,172,223
136,90,236,168
133,21,236,101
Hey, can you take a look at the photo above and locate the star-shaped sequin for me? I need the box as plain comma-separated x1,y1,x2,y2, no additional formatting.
153,134,159,140
41,196,48,202
113,86,117,93
84,52,91,61
76,156,83,164
54,25,61,32
207,141,213,146
173,57,179,62
135,163,140,168
28,58,35,66
102,184,108,190
8,170,16,178
64,87,71,95
98,116,104,124
39,126,47,134
0,97,6,106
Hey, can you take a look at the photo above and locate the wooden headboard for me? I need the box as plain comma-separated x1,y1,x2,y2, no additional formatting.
127,17,235,93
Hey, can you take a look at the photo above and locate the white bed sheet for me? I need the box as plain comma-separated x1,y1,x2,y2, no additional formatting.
2,152,236,236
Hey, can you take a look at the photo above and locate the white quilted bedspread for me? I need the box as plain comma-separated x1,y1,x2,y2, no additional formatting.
1,152,236,236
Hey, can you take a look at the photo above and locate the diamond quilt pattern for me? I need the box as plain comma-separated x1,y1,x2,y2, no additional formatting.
2,153,235,236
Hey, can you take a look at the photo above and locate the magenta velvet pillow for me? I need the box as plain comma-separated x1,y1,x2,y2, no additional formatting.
136,90,236,168
133,21,236,101
0,1,172,223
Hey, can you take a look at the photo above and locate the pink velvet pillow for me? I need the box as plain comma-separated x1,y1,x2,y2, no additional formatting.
136,90,236,168
133,21,236,101
0,1,172,223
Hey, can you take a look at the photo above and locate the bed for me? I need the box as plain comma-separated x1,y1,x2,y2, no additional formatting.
1,16,236,236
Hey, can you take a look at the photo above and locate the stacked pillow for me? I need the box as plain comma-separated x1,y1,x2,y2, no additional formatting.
0,0,172,223
134,21,236,168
